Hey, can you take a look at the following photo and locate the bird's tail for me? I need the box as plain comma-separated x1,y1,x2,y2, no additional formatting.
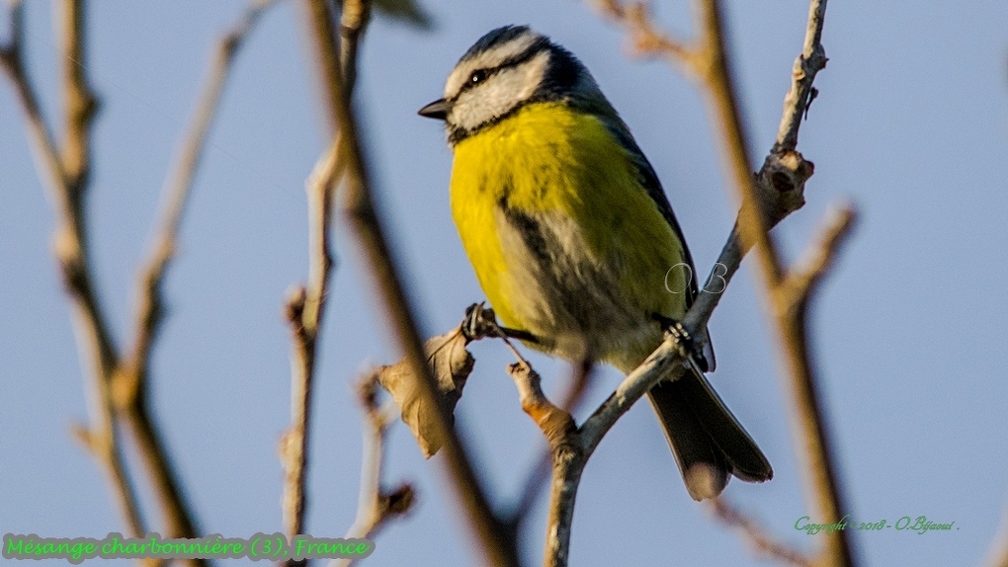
646,368,773,501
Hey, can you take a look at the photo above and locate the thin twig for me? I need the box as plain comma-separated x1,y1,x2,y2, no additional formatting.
329,377,415,567
708,497,813,566
775,0,829,153
125,0,281,409
778,206,856,317
282,0,356,548
507,361,593,527
3,0,144,539
3,0,278,557
301,0,520,564
282,0,370,552
300,0,341,133
530,1,851,565
0,0,67,193
118,0,279,546
684,1,855,564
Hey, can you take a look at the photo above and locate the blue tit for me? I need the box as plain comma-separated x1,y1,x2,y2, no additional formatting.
419,25,771,500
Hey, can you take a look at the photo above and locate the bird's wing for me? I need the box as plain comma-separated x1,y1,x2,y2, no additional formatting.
602,117,716,371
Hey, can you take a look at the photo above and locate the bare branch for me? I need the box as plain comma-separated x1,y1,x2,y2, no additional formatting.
282,0,352,543
508,363,577,452
118,1,279,545
126,0,280,405
775,0,828,152
60,0,98,191
503,362,579,567
300,0,520,564
4,0,278,555
591,0,695,63
708,498,813,566
778,206,856,317
687,0,854,564
0,0,67,193
984,506,1008,567
329,375,415,567
300,0,341,133
2,0,144,539
769,206,856,567
508,361,593,527
580,337,694,456
339,0,371,96
532,1,852,565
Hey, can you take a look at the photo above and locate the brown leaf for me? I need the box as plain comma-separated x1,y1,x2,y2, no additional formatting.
376,325,473,457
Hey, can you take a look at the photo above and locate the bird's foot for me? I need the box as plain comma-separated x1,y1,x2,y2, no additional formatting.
652,314,705,370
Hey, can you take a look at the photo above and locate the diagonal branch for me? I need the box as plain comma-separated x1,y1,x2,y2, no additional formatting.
682,2,855,565
984,506,1008,567
299,0,520,565
4,0,280,556
125,0,281,410
775,0,829,153
60,0,98,193
708,497,813,566
528,1,852,565
3,0,144,539
280,0,366,550
0,0,67,193
116,0,281,547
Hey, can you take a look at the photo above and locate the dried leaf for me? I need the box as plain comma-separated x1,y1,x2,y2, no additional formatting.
377,325,473,457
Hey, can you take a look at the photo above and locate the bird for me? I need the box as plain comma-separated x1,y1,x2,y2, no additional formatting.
418,25,772,500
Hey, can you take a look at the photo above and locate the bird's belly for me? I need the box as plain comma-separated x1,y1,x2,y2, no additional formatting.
493,207,661,364
448,103,685,368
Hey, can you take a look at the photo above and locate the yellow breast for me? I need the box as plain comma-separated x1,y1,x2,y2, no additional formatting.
448,102,687,364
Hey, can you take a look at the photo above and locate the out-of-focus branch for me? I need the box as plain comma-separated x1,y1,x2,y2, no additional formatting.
3,0,144,540
283,0,377,552
282,0,361,548
300,1,520,565
339,0,371,96
3,0,277,557
687,2,854,565
116,0,279,547
301,0,342,133
60,0,98,192
0,0,66,193
778,206,856,317
708,498,813,566
528,1,852,565
125,0,280,415
329,375,415,567
984,506,1008,567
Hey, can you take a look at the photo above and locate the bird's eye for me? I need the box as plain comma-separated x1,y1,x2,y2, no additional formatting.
469,69,488,84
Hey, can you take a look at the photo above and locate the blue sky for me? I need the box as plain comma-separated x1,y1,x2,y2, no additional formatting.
2,0,1007,565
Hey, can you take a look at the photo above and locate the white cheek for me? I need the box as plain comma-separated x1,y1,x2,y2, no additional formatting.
448,52,549,133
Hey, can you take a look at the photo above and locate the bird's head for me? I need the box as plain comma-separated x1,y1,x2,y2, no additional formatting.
419,25,610,144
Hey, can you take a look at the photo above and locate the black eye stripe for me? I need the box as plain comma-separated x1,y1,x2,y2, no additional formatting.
454,40,551,97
